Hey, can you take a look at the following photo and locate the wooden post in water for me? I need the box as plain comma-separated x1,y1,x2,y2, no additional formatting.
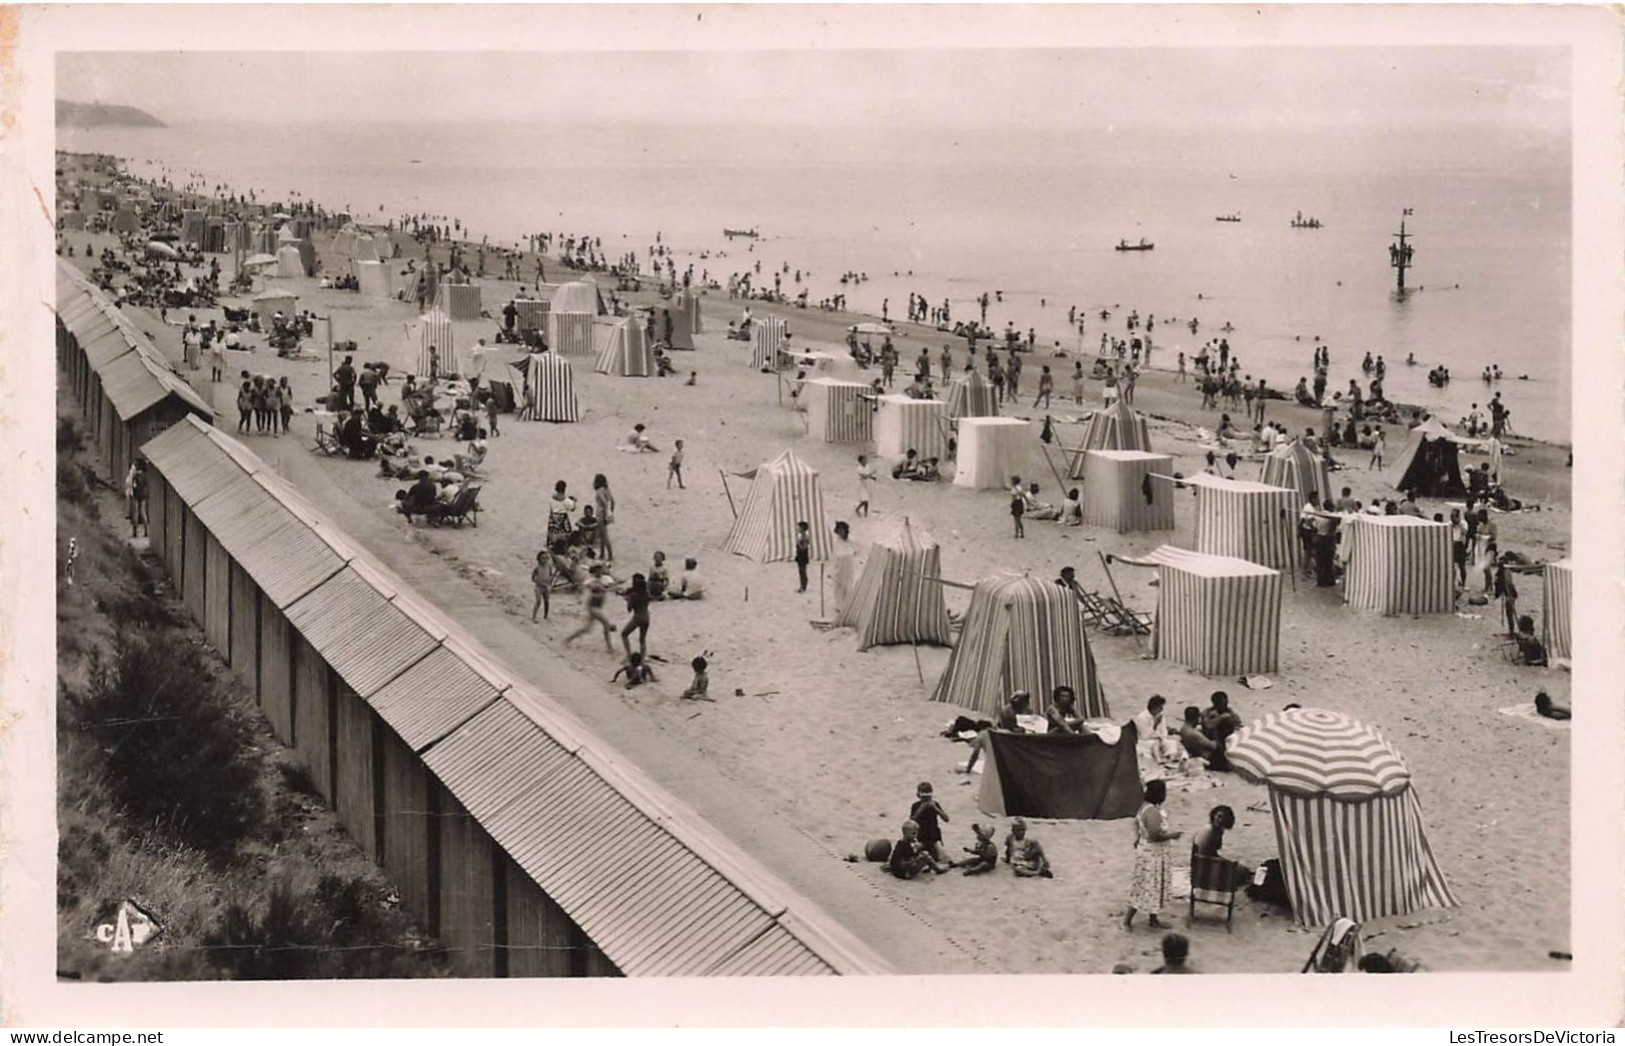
1390,209,1415,293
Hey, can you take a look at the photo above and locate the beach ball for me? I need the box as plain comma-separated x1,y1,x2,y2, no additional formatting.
864,838,893,862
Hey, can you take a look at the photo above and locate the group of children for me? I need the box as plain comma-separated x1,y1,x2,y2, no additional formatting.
886,783,1053,880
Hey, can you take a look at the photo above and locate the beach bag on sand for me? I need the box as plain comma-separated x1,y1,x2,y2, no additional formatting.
1246,858,1291,908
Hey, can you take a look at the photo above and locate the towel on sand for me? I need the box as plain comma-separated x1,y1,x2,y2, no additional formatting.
1498,703,1569,730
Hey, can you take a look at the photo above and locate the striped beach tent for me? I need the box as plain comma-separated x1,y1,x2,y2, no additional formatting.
1072,399,1153,463
1080,450,1175,533
931,574,1109,720
440,282,482,322
1342,515,1452,615
724,449,832,563
802,378,873,443
547,312,596,358
1542,558,1573,661
835,518,951,649
953,417,1030,489
1261,439,1333,509
415,310,455,378
1387,417,1467,497
945,370,999,420
513,297,549,334
1185,472,1300,572
593,319,654,377
874,395,948,461
524,352,580,423
751,317,789,370
1112,545,1282,676
1227,708,1459,927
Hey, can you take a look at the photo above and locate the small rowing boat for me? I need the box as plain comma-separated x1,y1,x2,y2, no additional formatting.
1114,239,1154,252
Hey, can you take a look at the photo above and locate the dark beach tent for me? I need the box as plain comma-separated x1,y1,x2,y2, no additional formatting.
1386,417,1466,496
977,723,1142,820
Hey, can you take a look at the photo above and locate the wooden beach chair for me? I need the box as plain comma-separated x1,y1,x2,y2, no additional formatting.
312,421,340,457
1188,853,1243,932
1301,918,1364,973
426,485,482,528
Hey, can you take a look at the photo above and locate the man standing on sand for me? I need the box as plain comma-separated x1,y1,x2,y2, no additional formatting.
667,439,685,489
335,355,357,410
794,521,812,593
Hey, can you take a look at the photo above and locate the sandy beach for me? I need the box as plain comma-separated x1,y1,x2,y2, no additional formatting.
56,149,1576,977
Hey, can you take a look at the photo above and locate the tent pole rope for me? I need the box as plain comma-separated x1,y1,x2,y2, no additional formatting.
1039,443,1068,493
1097,551,1145,649
912,642,926,684
719,471,738,520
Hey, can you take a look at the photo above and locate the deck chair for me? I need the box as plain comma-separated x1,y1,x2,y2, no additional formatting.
426,485,482,528
1301,917,1364,973
312,421,341,456
1188,853,1243,931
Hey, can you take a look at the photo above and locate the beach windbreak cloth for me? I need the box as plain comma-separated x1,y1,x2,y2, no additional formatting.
976,723,1142,820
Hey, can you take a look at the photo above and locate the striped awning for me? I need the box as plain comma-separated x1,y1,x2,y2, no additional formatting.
1226,707,1411,798
1080,450,1175,533
835,518,950,649
874,395,948,460
1342,515,1453,616
802,378,873,443
1186,473,1300,571
1115,545,1282,676
1543,558,1573,660
1261,439,1333,509
945,370,999,420
723,449,832,563
931,574,1108,720
525,352,579,422
751,317,789,370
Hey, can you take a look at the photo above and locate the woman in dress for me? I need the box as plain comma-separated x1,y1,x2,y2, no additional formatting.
831,521,858,619
1123,779,1182,930
593,473,616,562
855,455,876,518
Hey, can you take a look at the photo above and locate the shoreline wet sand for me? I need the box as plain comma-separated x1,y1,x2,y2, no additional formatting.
59,151,1573,974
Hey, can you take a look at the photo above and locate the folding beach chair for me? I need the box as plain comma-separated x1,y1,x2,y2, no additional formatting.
311,421,340,457
1301,918,1364,973
1188,853,1244,932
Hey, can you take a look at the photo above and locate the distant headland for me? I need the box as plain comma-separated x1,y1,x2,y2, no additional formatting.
56,99,166,129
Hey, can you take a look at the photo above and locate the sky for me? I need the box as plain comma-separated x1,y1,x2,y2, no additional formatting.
57,45,1570,140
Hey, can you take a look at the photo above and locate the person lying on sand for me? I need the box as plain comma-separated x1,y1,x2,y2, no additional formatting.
1003,819,1053,878
1534,691,1570,720
953,823,999,875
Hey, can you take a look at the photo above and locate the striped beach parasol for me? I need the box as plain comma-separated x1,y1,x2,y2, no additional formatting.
1225,707,1457,926
1226,707,1410,798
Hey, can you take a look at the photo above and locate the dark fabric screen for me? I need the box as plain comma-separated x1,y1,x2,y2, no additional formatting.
984,723,1141,820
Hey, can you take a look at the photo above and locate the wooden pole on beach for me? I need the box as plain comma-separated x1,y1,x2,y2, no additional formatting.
819,563,826,618
719,471,739,519
1039,443,1068,493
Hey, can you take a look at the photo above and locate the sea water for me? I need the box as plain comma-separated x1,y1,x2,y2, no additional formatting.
60,118,1571,442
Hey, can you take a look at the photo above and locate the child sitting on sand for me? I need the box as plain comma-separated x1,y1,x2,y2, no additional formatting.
1003,819,1053,878
954,823,999,875
680,655,712,701
611,652,657,690
648,551,671,600
887,820,949,880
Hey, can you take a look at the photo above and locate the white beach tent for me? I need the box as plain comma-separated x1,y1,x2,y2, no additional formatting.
724,449,832,563
546,280,600,358
594,319,654,377
523,351,581,422
874,395,948,461
953,417,1030,490
275,245,305,278
355,260,393,299
251,289,298,329
835,518,951,650
1111,545,1283,676
801,378,873,443
1079,450,1175,533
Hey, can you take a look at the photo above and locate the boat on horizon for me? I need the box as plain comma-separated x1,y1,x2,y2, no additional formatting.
1114,238,1154,252
1290,210,1324,229
1215,213,1241,222
723,227,759,239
